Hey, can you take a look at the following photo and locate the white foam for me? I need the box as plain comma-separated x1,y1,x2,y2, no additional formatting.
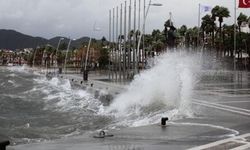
105,51,201,127
32,76,102,114
8,73,17,77
8,80,15,84
7,65,30,74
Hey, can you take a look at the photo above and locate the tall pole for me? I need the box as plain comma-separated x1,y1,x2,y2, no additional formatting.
84,38,92,71
112,8,115,80
137,0,152,73
124,1,127,79
116,6,120,81
198,3,201,47
83,24,100,81
64,38,72,74
138,0,141,72
120,4,123,80
32,48,37,67
133,0,137,76
128,0,132,78
108,9,111,80
169,12,172,26
55,38,63,68
142,0,146,69
234,0,237,70
138,0,141,31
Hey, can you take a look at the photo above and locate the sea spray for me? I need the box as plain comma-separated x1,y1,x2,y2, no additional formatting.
33,76,102,113
105,52,201,127
0,67,110,145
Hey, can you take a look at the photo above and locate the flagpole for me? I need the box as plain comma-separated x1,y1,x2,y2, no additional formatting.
108,9,111,80
234,0,237,71
198,3,201,47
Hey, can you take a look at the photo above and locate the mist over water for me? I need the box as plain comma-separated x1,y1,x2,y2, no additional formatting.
105,52,202,127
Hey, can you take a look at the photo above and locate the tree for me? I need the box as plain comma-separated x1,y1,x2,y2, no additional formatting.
44,45,55,67
98,48,109,69
212,6,230,37
101,36,107,46
237,13,248,59
152,30,161,41
248,16,250,28
202,14,217,48
179,25,187,36
212,6,230,55
222,24,234,57
163,19,173,44
237,13,248,36
59,42,68,50
151,30,164,54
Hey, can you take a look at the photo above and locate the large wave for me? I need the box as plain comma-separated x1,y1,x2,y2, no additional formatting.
104,52,202,127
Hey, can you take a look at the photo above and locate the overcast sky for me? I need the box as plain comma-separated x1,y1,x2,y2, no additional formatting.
0,0,249,39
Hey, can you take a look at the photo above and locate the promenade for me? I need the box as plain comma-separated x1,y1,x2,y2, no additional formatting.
10,70,250,150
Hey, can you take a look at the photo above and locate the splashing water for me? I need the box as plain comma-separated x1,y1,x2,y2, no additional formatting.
0,67,111,145
105,52,201,127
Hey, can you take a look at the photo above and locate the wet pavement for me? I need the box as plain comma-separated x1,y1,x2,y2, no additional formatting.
10,70,250,150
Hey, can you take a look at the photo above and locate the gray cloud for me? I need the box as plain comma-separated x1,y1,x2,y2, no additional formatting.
0,0,249,39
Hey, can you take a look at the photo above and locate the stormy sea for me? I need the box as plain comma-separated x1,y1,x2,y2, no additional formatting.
1,52,206,145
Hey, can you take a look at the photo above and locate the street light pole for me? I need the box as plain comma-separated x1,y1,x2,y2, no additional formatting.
124,1,127,79
233,0,237,71
115,4,122,80
113,8,115,80
108,10,111,80
32,48,37,68
138,0,141,71
133,0,137,76
83,38,92,81
142,0,146,69
108,9,111,80
83,24,101,81
55,37,64,73
128,0,132,79
136,1,162,73
64,38,74,74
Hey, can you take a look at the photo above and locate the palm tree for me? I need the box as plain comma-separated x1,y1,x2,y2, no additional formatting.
179,25,187,36
212,6,230,38
185,28,198,49
248,16,250,28
151,30,165,54
143,34,153,56
163,19,173,44
222,24,234,57
212,6,230,56
237,13,248,59
237,13,248,37
201,14,216,48
101,36,107,46
152,30,161,41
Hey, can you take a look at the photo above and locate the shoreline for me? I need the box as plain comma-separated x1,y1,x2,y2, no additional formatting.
2,66,250,150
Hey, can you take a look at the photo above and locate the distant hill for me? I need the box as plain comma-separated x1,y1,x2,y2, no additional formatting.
0,29,48,50
0,29,91,50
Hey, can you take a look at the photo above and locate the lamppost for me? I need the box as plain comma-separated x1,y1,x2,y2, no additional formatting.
32,46,39,68
83,25,101,81
64,38,75,74
55,37,64,73
136,1,162,73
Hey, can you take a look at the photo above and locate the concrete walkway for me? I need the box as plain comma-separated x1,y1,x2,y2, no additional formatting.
60,72,129,96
